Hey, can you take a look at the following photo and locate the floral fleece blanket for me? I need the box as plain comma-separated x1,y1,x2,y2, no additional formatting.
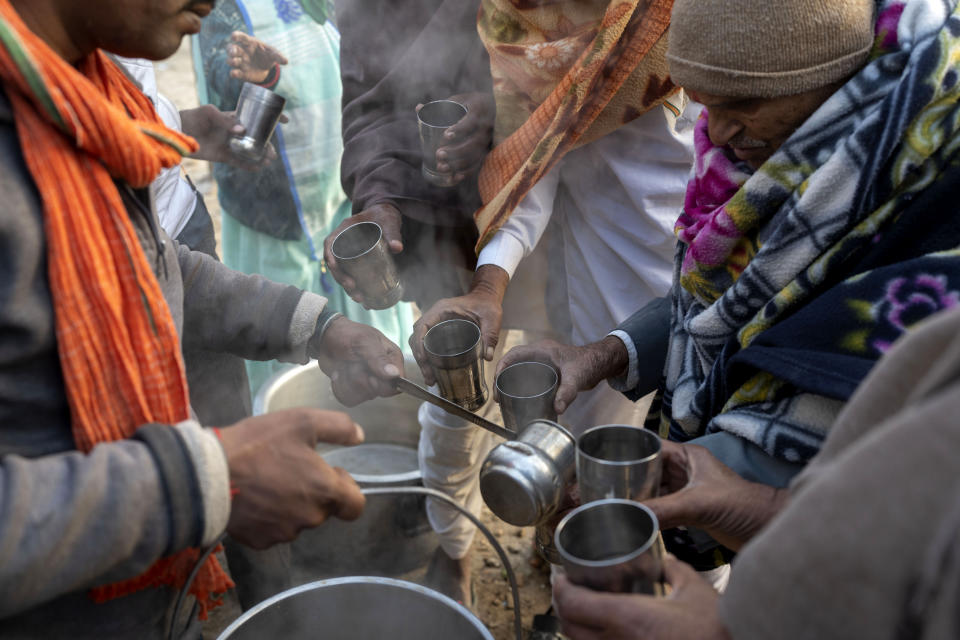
658,0,960,463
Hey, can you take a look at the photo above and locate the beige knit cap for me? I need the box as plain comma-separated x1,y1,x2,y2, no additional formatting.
668,0,876,98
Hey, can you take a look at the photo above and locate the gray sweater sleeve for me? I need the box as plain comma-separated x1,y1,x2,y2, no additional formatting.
176,243,327,363
0,422,229,617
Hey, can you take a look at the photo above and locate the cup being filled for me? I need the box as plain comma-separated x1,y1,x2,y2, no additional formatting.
554,499,664,595
329,221,404,310
422,318,487,411
229,82,286,162
576,424,662,504
495,361,559,431
417,99,468,187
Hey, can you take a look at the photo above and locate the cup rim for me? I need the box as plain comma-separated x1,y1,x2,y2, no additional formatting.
330,221,384,261
423,318,482,358
554,499,660,568
417,99,469,129
577,424,661,467
495,361,559,400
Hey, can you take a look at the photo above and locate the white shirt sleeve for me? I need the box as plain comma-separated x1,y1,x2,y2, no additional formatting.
476,167,562,279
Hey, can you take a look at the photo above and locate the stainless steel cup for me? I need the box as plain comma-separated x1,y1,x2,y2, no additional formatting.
554,499,664,594
479,419,576,527
577,425,662,504
422,319,487,410
330,221,404,309
229,82,286,161
495,361,559,431
417,100,467,187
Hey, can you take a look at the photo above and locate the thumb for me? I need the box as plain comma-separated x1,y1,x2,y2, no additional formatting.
305,409,365,447
378,209,404,254
641,493,689,532
661,554,701,590
479,316,501,362
554,378,579,415
358,334,405,380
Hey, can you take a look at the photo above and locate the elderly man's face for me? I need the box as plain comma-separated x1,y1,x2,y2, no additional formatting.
686,83,841,169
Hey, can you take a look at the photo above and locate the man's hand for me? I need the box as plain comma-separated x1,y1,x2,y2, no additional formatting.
219,408,366,549
643,441,788,551
418,92,494,186
553,556,732,640
313,316,404,406
323,203,403,308
409,264,509,386
497,336,629,414
179,104,277,169
226,31,288,83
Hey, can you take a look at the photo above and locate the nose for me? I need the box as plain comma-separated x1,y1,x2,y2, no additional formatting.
706,110,744,148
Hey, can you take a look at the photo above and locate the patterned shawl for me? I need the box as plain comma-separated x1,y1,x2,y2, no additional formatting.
0,0,231,617
474,0,678,250
657,0,960,463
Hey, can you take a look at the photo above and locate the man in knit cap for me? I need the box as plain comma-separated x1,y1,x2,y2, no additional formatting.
501,0,960,609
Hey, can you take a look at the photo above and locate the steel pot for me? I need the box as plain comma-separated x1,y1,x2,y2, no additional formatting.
253,358,436,579
217,577,493,640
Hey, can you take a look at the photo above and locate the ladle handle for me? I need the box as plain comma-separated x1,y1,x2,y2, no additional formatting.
362,486,523,640
394,376,516,441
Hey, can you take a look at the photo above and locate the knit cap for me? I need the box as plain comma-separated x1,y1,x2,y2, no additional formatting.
668,0,876,98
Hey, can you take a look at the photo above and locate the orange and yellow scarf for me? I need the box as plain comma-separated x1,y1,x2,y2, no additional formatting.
475,0,678,250
0,0,231,617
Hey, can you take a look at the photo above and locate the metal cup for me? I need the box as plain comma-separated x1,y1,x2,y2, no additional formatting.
577,424,662,504
495,361,559,431
330,221,404,309
554,499,664,594
422,319,487,410
417,100,467,187
229,82,286,161
479,420,576,527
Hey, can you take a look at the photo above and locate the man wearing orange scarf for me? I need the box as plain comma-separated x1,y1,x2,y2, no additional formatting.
0,0,406,637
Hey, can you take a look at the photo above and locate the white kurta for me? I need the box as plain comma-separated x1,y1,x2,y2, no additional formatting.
478,98,699,345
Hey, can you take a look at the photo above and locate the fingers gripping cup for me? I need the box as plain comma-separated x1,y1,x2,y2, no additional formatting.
417,100,467,187
229,82,286,161
495,361,559,431
422,319,487,411
576,425,662,504
330,221,404,309
554,500,664,595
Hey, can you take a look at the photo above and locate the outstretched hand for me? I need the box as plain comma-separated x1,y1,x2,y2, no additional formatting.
226,31,289,83
642,441,788,552
496,336,629,415
553,556,732,640
314,316,404,406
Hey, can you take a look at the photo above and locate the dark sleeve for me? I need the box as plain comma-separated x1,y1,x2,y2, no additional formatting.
609,296,673,401
338,0,491,226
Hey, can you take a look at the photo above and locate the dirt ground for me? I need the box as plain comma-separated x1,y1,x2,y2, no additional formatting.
158,42,554,640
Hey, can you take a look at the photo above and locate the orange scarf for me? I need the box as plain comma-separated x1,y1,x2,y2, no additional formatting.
0,0,232,617
475,0,677,250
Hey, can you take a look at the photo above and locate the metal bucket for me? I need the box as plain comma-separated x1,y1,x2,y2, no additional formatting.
253,358,436,579
217,577,493,640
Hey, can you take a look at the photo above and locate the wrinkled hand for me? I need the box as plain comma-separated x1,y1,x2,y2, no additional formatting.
643,441,788,551
227,31,289,83
323,203,403,308
409,265,508,386
314,316,405,406
497,336,628,415
418,91,494,186
219,408,366,549
553,556,731,640
179,104,276,169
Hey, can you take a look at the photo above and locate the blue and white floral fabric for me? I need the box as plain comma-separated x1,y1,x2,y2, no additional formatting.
658,0,960,462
